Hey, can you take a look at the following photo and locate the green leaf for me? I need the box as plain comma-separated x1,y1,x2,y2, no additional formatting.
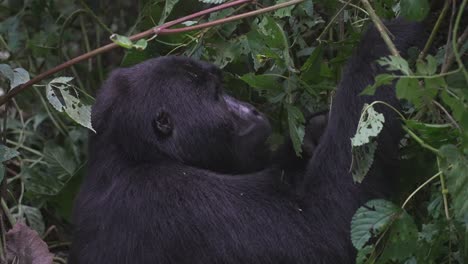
0,65,30,89
356,245,373,264
44,143,77,176
400,0,430,22
240,73,280,92
0,164,4,183
46,77,95,132
404,120,457,148
247,16,293,71
0,144,19,182
378,56,411,76
11,68,30,89
396,78,421,107
23,144,78,196
351,104,385,146
300,46,323,83
439,145,468,220
378,211,419,262
274,0,295,18
0,64,14,83
160,0,181,24
134,39,148,51
361,74,396,96
287,105,305,156
416,55,437,75
0,144,20,162
300,0,314,17
352,141,377,183
62,91,94,132
351,199,400,250
22,206,45,235
110,34,133,49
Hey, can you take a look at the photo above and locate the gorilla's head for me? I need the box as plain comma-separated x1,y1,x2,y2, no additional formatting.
92,56,272,173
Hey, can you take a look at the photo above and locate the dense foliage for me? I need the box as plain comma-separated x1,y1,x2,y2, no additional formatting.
0,0,466,263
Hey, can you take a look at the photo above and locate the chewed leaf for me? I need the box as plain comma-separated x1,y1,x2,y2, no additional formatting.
351,104,385,146
63,92,95,132
351,141,377,183
45,77,94,132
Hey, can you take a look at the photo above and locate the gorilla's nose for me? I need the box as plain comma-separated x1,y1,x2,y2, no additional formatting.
224,95,266,121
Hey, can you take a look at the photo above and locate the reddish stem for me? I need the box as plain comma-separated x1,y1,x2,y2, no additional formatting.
0,0,252,106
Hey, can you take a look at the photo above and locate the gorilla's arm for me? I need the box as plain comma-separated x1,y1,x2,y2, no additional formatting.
301,20,425,200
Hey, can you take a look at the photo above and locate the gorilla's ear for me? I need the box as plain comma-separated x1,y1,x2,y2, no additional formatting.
152,111,173,137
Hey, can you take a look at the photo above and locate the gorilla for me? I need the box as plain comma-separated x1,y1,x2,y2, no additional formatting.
69,20,424,264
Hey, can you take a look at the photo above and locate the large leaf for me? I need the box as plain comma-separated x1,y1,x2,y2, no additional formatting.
439,145,468,220
22,144,78,196
400,0,430,22
351,199,400,250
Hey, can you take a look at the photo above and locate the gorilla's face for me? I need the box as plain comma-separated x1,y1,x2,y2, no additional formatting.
92,56,271,174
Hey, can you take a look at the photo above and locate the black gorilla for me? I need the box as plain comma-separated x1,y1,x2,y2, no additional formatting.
70,20,424,264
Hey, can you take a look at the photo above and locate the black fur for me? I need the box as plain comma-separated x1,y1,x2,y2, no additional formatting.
70,20,424,264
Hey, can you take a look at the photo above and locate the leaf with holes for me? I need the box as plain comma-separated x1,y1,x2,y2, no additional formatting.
46,77,94,132
351,104,385,147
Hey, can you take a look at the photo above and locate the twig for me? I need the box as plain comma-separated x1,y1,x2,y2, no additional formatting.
450,0,468,80
0,0,304,106
432,100,461,130
402,171,441,209
360,0,399,57
441,26,468,73
419,0,450,60
436,157,451,220
317,0,353,42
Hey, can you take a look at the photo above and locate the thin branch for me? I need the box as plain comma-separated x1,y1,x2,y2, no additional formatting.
0,0,304,106
360,0,399,57
441,25,468,73
402,171,441,209
450,0,468,80
419,0,450,60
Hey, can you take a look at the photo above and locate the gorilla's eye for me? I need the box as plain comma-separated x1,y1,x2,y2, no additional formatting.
152,111,173,137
